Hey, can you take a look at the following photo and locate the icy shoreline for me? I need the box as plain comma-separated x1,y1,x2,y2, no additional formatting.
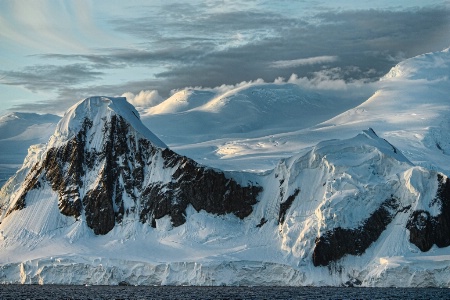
1,256,449,287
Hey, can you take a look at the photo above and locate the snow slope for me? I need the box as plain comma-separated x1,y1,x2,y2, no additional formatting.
0,113,60,187
146,89,216,115
142,48,450,175
142,83,365,152
1,123,450,286
312,48,450,175
1,49,450,286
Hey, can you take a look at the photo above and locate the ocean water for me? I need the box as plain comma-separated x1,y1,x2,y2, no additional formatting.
0,285,448,300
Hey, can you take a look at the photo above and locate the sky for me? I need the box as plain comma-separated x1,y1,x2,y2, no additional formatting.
0,0,449,115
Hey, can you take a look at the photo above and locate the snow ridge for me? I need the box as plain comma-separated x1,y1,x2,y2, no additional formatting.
51,96,166,149
0,95,261,236
2,49,450,287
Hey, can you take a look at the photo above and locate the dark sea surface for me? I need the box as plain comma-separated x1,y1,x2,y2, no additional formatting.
0,285,449,300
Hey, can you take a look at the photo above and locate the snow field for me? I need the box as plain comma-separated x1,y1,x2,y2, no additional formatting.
0,48,450,286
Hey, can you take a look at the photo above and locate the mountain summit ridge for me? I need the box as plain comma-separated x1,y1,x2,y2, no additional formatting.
0,96,261,235
1,49,450,286
49,96,167,149
3,119,450,285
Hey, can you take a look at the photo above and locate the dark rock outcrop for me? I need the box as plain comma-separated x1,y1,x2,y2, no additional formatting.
42,119,91,218
6,158,47,217
312,198,399,266
256,218,267,228
407,174,450,251
10,115,262,235
139,149,261,227
278,189,300,224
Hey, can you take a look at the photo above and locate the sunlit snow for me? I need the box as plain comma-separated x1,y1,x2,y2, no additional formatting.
0,48,450,286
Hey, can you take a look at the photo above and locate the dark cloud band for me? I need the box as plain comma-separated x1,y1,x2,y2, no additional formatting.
3,4,449,113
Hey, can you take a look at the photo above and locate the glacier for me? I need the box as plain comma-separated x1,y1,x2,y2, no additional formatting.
1,49,450,287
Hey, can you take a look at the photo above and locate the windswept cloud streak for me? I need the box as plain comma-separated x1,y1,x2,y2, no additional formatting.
0,64,104,92
270,56,338,69
0,1,117,53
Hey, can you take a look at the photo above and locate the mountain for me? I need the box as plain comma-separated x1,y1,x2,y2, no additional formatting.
0,104,449,286
312,47,450,175
1,49,450,287
145,89,216,115
1,121,449,286
0,96,260,236
142,48,450,175
141,83,364,146
0,112,60,187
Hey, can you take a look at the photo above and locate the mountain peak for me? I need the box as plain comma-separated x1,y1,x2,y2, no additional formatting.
381,47,450,81
51,96,166,149
0,95,261,235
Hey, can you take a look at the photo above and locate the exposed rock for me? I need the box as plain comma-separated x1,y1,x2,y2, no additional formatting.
83,185,115,235
139,149,261,227
256,218,267,228
407,174,450,251
5,162,43,216
9,112,262,235
41,118,91,218
344,278,362,287
278,189,300,224
312,198,399,266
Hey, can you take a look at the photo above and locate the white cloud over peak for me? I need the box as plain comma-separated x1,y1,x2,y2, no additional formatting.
122,90,163,109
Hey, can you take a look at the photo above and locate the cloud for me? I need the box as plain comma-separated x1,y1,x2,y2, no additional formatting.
287,72,353,90
281,69,379,102
7,78,168,114
270,56,338,68
0,1,113,52
122,90,163,108
2,3,449,114
170,78,267,96
142,5,450,95
0,64,103,92
112,9,296,45
33,6,450,93
38,46,215,71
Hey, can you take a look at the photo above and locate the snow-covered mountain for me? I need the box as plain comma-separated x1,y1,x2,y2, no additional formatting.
0,97,260,236
313,48,450,175
141,83,364,146
0,112,60,187
142,48,450,174
1,48,450,287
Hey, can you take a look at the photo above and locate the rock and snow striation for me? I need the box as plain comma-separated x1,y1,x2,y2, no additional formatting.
140,48,450,174
275,130,450,270
0,112,60,188
1,49,450,286
0,96,261,236
1,96,450,286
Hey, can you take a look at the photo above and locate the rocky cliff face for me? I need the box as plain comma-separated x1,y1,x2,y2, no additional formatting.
0,97,261,235
312,197,402,266
3,96,450,286
407,174,450,252
269,129,450,269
